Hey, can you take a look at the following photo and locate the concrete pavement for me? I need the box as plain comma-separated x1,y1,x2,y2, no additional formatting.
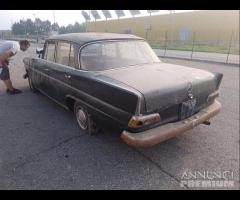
154,49,239,65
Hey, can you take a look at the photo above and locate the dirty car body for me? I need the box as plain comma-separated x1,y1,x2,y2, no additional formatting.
23,33,223,148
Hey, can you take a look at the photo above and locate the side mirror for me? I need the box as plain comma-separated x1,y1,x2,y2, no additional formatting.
36,48,43,58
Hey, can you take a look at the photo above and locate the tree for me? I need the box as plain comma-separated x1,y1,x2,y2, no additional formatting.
12,22,25,35
12,18,35,35
58,22,86,34
25,18,35,35
11,19,86,35
52,23,60,31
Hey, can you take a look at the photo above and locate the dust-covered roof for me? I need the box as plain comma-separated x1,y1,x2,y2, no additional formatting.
47,32,144,46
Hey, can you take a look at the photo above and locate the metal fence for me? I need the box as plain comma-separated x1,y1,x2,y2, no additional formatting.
0,33,46,44
146,30,239,64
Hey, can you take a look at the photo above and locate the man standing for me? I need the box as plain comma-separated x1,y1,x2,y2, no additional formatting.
0,40,30,95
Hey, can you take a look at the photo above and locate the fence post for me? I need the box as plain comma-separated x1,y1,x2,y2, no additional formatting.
164,31,168,57
191,32,195,60
226,30,234,64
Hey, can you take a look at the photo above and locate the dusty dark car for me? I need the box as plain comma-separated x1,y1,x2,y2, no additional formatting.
23,33,223,148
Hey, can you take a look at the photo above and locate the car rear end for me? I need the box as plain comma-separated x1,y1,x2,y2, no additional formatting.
100,63,223,148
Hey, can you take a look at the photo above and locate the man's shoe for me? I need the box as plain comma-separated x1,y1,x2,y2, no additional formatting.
6,88,22,95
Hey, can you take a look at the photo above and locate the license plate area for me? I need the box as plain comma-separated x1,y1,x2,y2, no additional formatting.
179,98,197,120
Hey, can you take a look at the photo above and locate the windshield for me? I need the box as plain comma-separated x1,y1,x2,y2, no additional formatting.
80,40,161,71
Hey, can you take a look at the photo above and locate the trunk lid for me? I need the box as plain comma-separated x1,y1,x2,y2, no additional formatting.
97,63,219,113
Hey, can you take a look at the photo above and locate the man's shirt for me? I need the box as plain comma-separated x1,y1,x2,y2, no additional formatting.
0,40,20,57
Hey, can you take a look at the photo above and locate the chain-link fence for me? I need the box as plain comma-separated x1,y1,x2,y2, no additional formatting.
146,30,239,64
0,32,46,44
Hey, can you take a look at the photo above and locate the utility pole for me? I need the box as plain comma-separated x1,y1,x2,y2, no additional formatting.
33,13,39,43
53,10,56,24
10,20,13,37
23,18,27,36
89,10,91,32
53,10,56,32
169,10,175,43
226,30,234,63
105,15,107,32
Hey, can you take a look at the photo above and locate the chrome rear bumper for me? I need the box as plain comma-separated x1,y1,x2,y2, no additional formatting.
121,100,221,148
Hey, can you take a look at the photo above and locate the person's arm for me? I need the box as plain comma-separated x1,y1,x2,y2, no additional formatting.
0,51,13,68
0,55,5,68
0,52,12,68
2,51,14,60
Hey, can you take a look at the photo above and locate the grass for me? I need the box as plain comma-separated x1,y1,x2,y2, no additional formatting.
150,42,239,55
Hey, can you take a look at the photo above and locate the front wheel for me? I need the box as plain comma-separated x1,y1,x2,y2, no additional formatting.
74,102,99,135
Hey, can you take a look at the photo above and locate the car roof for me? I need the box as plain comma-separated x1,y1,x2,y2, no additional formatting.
47,32,144,46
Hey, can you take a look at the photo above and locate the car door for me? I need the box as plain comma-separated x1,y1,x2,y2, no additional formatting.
47,41,79,105
32,41,56,95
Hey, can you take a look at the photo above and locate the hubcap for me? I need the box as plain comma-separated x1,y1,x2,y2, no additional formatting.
76,108,88,130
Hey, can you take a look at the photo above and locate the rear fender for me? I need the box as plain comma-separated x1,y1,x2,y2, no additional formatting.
212,72,223,90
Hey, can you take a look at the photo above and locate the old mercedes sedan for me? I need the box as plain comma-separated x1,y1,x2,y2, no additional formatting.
23,32,223,148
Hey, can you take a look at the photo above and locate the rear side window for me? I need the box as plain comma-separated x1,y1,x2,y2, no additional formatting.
44,42,56,62
55,42,71,66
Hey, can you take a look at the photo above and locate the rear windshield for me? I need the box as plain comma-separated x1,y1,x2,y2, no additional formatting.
80,40,160,71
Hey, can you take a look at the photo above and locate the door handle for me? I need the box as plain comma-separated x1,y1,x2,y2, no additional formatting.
64,74,71,79
43,68,49,71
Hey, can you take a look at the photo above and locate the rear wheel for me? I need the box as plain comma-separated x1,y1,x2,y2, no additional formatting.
74,102,99,135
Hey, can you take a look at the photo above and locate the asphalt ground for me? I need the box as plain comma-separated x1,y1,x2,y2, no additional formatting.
0,44,239,189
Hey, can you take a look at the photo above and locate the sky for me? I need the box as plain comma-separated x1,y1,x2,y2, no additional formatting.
0,10,195,30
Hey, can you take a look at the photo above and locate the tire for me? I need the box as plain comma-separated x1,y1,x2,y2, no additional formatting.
74,102,99,135
28,76,37,93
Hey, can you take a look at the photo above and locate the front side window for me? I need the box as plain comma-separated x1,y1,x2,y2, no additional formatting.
54,42,78,67
80,40,160,71
55,42,71,66
69,44,77,67
44,42,56,62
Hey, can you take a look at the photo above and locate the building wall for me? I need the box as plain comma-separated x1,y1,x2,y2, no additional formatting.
86,10,239,44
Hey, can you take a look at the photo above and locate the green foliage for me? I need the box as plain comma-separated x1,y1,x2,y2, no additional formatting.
11,19,86,35
11,18,59,35
58,22,86,34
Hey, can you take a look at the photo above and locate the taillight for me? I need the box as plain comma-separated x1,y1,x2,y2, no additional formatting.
128,113,161,129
